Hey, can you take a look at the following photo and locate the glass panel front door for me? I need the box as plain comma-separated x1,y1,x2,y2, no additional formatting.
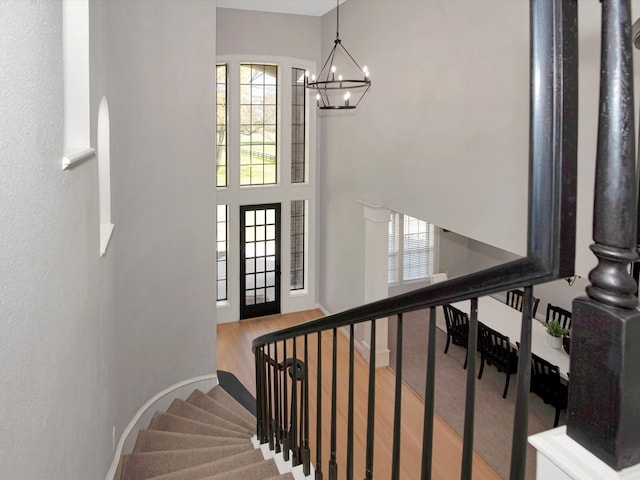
240,204,281,319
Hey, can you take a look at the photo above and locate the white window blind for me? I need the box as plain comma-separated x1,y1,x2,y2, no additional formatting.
388,213,400,283
388,212,435,284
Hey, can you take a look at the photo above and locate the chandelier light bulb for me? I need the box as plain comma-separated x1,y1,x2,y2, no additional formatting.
344,91,351,107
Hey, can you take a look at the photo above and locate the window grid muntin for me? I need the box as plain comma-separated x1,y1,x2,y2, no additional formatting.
291,68,306,183
216,64,228,187
217,204,228,301
240,63,278,186
244,206,278,305
291,200,306,290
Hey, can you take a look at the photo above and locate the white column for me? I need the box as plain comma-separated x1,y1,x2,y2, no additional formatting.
529,427,640,480
355,202,391,368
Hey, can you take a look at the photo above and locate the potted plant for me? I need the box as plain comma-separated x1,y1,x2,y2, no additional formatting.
546,320,567,349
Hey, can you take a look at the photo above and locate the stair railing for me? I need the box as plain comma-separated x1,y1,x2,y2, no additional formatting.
255,0,638,477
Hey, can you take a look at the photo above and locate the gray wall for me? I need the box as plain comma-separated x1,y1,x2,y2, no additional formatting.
97,0,218,464
319,0,530,313
217,8,321,59
318,0,640,314
0,1,218,479
0,2,104,478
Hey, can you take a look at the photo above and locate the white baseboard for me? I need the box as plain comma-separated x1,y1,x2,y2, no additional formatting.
105,373,219,480
315,303,331,316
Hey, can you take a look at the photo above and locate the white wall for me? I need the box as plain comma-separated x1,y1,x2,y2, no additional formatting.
96,0,219,463
318,0,640,314
0,1,103,478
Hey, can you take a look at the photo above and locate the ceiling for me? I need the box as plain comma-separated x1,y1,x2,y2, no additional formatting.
216,0,345,17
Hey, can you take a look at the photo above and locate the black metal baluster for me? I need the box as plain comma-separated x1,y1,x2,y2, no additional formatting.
261,349,269,444
420,307,437,480
364,319,376,480
283,340,290,461
510,287,533,480
255,348,263,442
461,298,478,480
291,337,299,465
274,342,281,454
391,314,403,480
329,328,338,480
347,324,355,480
267,343,274,451
316,331,323,480
303,334,311,475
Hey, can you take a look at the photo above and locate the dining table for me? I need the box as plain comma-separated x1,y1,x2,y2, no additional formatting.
451,296,570,380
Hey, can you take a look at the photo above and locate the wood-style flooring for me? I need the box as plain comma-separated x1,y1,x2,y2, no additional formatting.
217,309,501,480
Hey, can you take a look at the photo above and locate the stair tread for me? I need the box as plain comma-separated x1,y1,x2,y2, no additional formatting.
186,390,255,432
192,459,281,480
133,430,250,453
148,413,249,439
167,399,254,436
120,445,254,480
140,449,266,480
206,387,255,424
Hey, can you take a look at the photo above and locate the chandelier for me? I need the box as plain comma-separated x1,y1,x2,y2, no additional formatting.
305,0,371,110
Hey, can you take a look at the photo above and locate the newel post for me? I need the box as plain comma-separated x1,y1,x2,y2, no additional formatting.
567,0,640,470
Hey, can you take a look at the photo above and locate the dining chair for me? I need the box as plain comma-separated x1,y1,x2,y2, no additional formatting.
545,303,572,330
505,288,540,318
442,304,470,369
530,352,569,427
477,322,519,398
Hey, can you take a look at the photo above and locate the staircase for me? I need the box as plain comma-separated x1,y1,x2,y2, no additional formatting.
116,386,294,480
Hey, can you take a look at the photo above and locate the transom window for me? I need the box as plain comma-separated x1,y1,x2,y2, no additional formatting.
240,63,278,186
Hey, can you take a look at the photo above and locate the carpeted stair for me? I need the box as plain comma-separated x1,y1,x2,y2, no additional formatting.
117,386,294,480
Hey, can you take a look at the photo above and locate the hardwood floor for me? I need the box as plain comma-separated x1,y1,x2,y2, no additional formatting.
217,309,501,480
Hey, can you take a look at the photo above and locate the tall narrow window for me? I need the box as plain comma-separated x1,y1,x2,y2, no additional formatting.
240,64,278,186
216,64,228,187
388,213,400,283
290,200,306,290
217,204,228,302
388,213,435,284
291,68,306,183
403,215,433,281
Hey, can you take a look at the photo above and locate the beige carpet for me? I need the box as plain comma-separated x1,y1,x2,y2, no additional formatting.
388,307,565,480
117,386,294,480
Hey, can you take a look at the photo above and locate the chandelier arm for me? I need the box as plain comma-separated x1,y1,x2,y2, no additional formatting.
315,42,339,82
353,85,372,107
337,42,365,73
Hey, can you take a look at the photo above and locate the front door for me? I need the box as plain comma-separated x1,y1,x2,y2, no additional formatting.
240,204,281,319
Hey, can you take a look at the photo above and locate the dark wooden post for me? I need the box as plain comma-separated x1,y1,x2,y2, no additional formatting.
567,0,640,470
